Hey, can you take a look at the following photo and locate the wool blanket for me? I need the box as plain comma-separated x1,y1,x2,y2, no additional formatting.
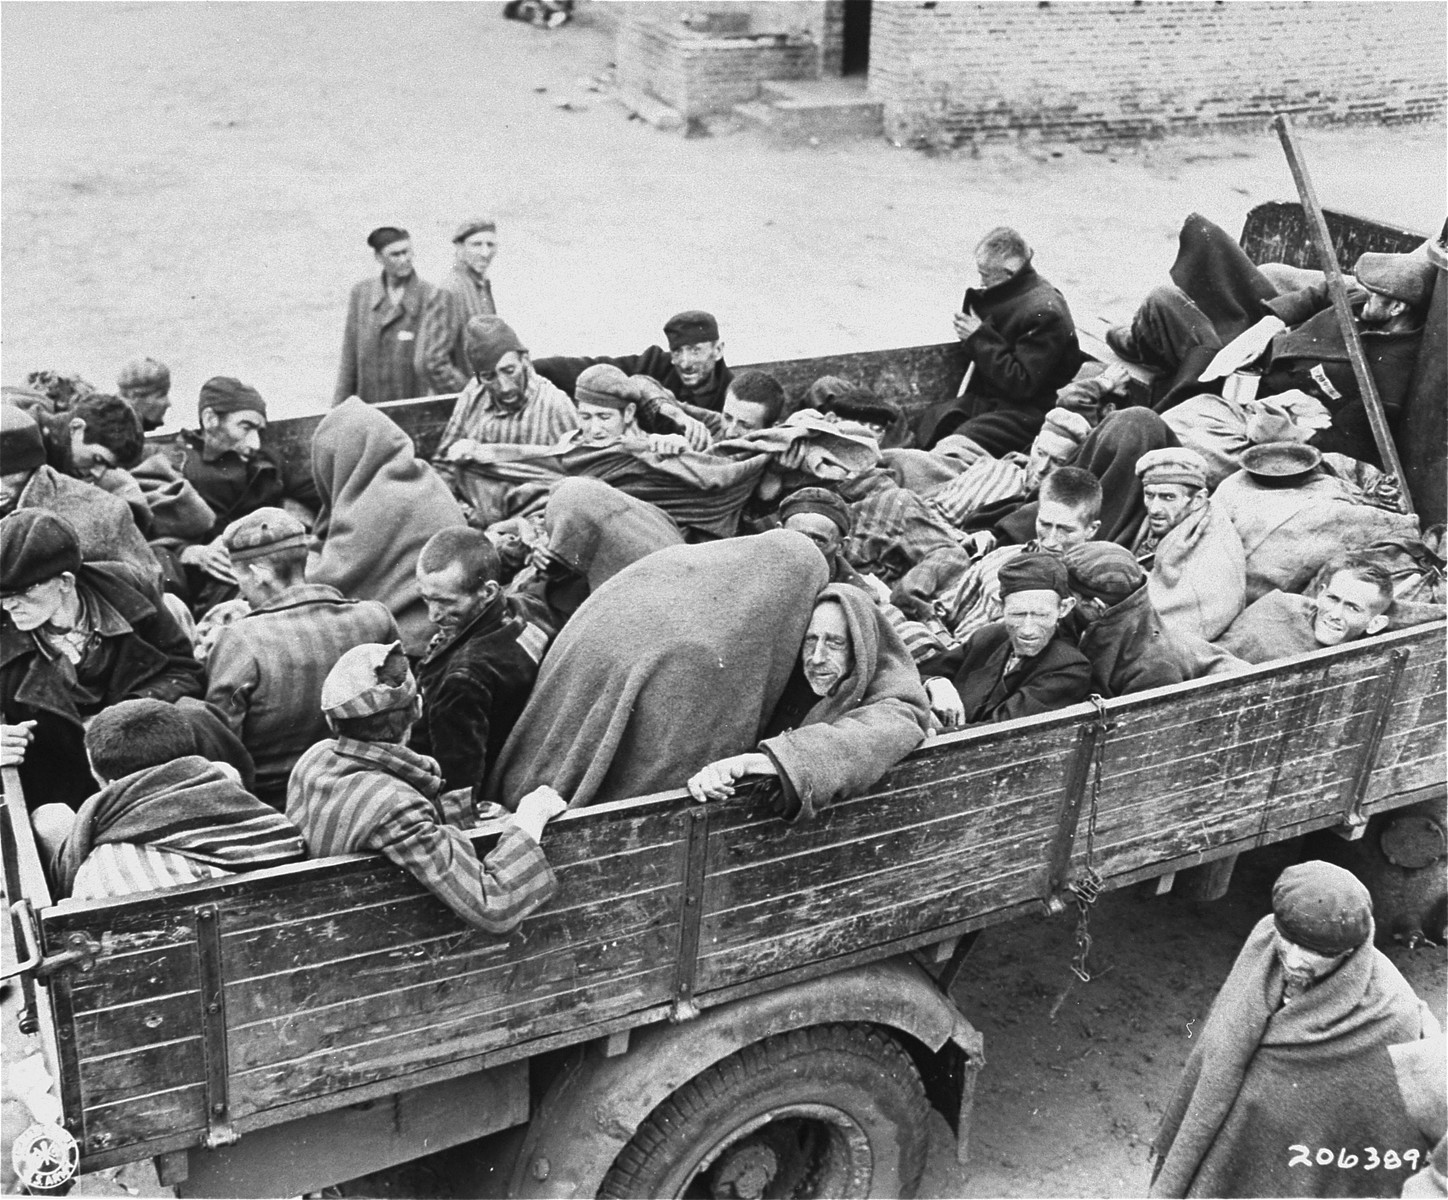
311,397,467,655
1150,914,1436,1198
56,755,305,897
1161,391,1333,491
1213,469,1425,603
452,413,878,538
1078,582,1242,697
544,477,684,589
485,531,829,809
759,583,929,821
1139,499,1246,641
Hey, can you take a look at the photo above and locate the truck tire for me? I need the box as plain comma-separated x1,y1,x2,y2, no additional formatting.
598,1023,931,1200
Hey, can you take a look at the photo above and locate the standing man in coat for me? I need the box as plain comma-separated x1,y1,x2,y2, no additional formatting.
1150,861,1438,1199
420,217,501,394
334,226,439,405
924,227,1083,455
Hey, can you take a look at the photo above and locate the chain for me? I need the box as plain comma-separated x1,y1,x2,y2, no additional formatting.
1069,696,1111,983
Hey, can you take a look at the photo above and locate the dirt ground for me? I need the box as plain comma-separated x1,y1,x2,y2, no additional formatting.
2,4,1445,1198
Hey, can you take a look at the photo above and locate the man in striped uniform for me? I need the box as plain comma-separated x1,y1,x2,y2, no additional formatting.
288,641,562,934
205,508,399,809
412,528,550,801
34,699,306,901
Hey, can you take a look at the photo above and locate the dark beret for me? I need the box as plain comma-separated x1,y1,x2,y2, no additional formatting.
998,551,1070,599
1063,542,1144,606
0,509,82,596
780,487,853,536
366,226,410,252
198,377,266,421
663,310,719,350
464,316,527,377
0,402,46,475
826,386,902,429
1272,860,1373,955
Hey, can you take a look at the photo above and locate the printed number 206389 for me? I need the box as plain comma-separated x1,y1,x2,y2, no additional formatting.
1288,1146,1421,1171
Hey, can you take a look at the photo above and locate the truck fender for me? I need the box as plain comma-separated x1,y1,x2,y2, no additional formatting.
508,955,983,1199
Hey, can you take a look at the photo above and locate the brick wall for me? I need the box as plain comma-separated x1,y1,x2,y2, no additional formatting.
612,2,823,118
869,1,1447,146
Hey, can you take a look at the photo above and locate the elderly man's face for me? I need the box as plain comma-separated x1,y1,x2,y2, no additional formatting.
1,573,73,631
479,351,531,407
1002,588,1070,659
1313,571,1391,646
457,230,498,278
203,410,265,462
1035,500,1099,556
1361,289,1407,325
670,340,722,390
0,469,34,516
375,239,415,284
802,600,854,697
1024,435,1075,492
976,251,1021,290
418,561,492,634
1274,930,1348,991
1142,483,1203,539
784,512,843,559
575,400,632,447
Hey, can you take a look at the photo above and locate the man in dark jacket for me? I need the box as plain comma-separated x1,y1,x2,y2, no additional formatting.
0,511,204,811
924,228,1083,455
922,552,1090,727
156,377,319,611
533,309,734,413
411,527,551,800
334,226,441,406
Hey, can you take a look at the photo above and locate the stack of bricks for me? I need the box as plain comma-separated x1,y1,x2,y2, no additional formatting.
613,2,825,120
868,1,1446,146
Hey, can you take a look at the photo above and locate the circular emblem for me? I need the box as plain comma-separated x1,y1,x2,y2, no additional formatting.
11,1123,79,1192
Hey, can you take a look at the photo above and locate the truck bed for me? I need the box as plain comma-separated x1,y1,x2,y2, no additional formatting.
20,619,1444,1172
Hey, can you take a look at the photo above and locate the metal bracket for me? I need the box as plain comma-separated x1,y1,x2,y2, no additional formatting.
669,806,710,1023
1044,709,1112,909
1,900,100,982
194,905,239,1149
1339,647,1409,830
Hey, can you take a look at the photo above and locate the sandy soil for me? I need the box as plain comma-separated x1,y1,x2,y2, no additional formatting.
2,6,1445,1198
2,3,1444,423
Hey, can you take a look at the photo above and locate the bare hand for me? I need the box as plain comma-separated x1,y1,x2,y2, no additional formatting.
962,530,996,560
1,720,37,768
686,753,776,803
514,785,568,842
180,539,237,585
925,678,966,731
646,433,691,458
659,405,712,451
953,309,983,341
445,438,489,464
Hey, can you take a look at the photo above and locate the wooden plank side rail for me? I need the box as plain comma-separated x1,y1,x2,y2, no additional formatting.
30,621,1443,1171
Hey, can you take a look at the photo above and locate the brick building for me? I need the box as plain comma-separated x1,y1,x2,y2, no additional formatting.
606,1,1447,144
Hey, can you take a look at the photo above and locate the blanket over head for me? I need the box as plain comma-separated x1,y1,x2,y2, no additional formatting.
311,397,466,655
544,477,684,589
1141,499,1246,641
485,530,829,809
1150,913,1436,1198
56,755,305,897
1213,469,1425,603
759,582,929,821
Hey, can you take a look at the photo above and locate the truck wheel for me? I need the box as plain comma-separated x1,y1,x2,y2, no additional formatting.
598,1023,931,1200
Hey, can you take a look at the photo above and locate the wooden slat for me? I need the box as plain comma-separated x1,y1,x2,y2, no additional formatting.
80,1085,208,1158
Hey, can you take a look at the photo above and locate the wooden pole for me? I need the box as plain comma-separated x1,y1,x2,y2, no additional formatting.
1272,114,1414,515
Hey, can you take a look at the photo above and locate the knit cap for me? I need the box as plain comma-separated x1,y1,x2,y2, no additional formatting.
0,402,46,474
198,377,266,422
780,487,853,536
1063,542,1145,606
1271,860,1373,955
464,316,526,376
453,216,497,243
1136,447,1208,491
999,551,1070,599
222,507,308,564
117,357,170,396
575,364,636,411
321,642,417,720
0,510,82,595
